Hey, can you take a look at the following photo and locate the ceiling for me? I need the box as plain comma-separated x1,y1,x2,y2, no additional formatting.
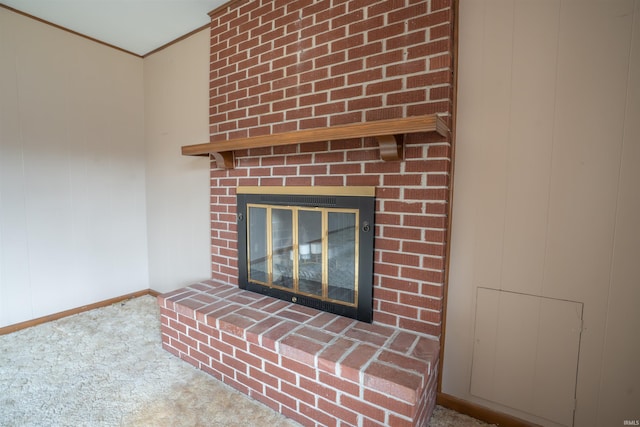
1,0,228,56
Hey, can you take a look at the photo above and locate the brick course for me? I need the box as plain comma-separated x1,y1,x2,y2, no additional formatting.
160,282,439,427
163,0,454,425
209,136,451,335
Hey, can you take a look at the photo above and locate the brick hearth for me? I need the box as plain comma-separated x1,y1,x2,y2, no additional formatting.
159,281,439,427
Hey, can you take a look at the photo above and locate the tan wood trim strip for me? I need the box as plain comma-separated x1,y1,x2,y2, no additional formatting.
0,289,157,336
237,186,375,197
182,115,449,157
436,393,543,427
0,4,142,58
438,0,460,394
143,23,210,58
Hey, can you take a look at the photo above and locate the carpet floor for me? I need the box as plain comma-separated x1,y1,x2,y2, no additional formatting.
0,295,491,427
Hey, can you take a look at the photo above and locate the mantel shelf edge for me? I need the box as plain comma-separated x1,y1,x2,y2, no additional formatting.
181,114,449,169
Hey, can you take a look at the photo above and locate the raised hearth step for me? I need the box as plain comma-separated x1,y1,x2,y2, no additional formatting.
158,280,440,427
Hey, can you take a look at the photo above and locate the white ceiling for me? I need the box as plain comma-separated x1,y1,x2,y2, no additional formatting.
1,0,227,56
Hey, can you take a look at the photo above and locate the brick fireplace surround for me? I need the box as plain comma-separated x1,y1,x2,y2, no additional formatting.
159,0,454,426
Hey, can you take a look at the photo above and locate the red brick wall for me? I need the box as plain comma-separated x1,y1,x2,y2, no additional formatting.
208,0,453,337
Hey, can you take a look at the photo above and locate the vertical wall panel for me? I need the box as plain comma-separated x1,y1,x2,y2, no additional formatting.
542,4,634,424
470,0,512,290
597,2,640,424
445,1,639,425
500,0,559,296
542,2,630,301
16,19,74,313
441,0,486,383
0,8,148,326
0,11,32,320
143,29,211,293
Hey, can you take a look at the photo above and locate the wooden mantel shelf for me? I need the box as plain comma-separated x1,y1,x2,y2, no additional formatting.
181,114,449,169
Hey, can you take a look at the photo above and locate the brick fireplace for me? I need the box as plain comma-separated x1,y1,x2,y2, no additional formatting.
159,0,454,425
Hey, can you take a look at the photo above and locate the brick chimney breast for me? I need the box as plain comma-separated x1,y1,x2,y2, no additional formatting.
208,0,453,337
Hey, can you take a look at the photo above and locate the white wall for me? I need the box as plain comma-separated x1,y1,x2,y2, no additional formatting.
143,29,211,293
0,8,148,327
444,1,640,426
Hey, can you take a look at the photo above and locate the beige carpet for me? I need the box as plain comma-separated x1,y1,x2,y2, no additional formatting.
0,295,491,427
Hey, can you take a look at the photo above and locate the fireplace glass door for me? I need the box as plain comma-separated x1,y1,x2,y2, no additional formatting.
238,187,374,322
247,205,358,308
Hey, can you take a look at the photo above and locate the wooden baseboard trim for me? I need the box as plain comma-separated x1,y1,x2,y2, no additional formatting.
437,393,542,427
0,289,158,336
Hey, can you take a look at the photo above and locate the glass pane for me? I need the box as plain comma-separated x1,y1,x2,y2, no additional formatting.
298,210,323,296
272,209,293,289
327,212,356,304
248,207,268,283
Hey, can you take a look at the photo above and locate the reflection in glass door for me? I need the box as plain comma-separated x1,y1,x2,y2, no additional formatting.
248,206,267,284
327,211,356,304
272,208,293,289
247,204,359,308
297,210,323,297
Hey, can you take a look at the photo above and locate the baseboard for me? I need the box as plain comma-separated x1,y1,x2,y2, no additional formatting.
436,393,542,427
0,289,157,335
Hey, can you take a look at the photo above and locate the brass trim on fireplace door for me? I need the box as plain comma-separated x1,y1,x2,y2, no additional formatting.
321,210,329,300
237,186,375,197
293,207,359,307
246,205,269,287
292,208,299,293
266,208,273,284
246,203,359,308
